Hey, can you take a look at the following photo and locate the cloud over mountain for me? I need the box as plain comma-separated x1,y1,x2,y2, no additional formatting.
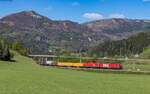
109,14,125,18
83,13,104,20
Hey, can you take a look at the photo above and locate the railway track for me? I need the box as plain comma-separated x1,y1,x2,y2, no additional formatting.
48,66,150,74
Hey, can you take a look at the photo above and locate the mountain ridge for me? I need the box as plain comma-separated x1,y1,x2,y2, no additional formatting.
84,18,150,40
0,10,150,54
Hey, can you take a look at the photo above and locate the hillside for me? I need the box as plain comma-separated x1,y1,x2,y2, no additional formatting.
140,46,150,59
1,11,150,54
89,30,150,57
84,19,150,40
0,51,150,94
0,11,96,54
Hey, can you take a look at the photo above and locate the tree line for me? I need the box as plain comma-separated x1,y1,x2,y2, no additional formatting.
0,38,30,61
89,30,150,57
11,40,31,56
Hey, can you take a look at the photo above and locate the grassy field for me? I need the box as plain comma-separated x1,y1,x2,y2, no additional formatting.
0,52,150,94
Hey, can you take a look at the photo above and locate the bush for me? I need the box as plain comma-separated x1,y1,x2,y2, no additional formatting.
11,40,31,56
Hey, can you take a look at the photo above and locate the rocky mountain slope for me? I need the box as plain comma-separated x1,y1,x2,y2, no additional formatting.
0,11,95,54
84,19,150,40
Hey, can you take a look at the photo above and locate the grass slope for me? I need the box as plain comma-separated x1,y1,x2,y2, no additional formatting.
140,46,150,59
0,52,150,94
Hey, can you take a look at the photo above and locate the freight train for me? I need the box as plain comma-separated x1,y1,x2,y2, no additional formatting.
40,61,122,69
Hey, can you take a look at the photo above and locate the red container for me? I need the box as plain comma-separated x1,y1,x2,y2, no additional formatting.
109,64,116,68
83,63,99,68
108,64,122,69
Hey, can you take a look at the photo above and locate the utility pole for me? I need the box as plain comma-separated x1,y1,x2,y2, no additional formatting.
88,37,92,57
125,56,129,71
132,61,135,71
80,55,82,63
132,54,139,71
79,39,83,63
80,47,82,63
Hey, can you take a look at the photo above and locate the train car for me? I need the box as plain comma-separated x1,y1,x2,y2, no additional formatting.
83,63,99,68
99,63,122,69
108,63,122,69
83,63,122,69
72,63,83,67
57,62,83,67
40,60,57,66
57,63,73,67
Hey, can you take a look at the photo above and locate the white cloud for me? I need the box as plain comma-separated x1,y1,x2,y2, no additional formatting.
109,14,125,18
83,13,104,20
44,6,52,11
143,0,150,2
72,2,80,6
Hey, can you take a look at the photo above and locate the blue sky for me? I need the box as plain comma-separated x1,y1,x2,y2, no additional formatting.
0,0,150,23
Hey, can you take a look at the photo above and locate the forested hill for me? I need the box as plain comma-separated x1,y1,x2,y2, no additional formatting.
89,30,150,57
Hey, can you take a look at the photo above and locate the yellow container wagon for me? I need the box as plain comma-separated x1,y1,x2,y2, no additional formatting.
57,62,83,67
72,63,83,67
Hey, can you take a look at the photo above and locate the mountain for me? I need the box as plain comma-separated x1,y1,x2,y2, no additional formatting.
89,30,150,57
84,19,150,40
0,10,150,54
0,11,96,54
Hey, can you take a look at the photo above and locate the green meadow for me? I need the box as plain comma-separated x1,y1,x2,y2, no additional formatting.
0,52,150,94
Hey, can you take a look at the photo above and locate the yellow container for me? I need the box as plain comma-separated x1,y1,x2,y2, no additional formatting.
72,63,83,67
57,62,83,67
